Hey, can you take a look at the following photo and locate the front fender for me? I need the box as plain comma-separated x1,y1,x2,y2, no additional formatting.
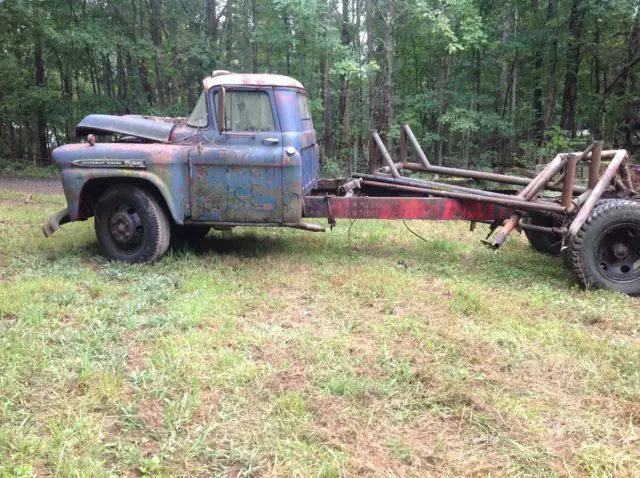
62,169,187,224
52,143,191,224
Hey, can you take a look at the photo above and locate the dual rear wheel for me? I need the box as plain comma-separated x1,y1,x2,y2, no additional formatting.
524,201,640,295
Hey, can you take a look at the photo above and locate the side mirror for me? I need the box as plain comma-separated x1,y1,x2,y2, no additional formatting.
216,86,226,134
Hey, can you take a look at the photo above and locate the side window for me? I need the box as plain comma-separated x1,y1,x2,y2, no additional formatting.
215,90,276,132
297,93,310,120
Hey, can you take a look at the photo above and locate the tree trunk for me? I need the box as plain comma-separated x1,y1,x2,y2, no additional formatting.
116,45,127,100
366,0,377,129
381,0,394,148
497,10,511,117
35,34,48,163
103,54,113,98
623,12,639,149
322,54,334,159
532,0,544,143
283,11,292,75
207,0,218,43
509,6,519,154
225,1,234,68
139,59,155,105
150,0,165,107
436,55,451,167
544,0,559,136
560,0,586,135
322,0,335,161
339,0,350,131
251,0,258,72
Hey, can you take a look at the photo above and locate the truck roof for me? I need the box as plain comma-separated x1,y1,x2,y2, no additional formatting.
202,72,304,91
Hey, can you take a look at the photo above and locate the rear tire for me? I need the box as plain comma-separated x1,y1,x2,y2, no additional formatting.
522,213,563,256
94,184,170,263
568,200,640,295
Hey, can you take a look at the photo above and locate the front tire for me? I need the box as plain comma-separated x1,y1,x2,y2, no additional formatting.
568,200,640,295
94,184,171,263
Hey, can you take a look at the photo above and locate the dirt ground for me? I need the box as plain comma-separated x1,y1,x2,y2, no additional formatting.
0,176,62,195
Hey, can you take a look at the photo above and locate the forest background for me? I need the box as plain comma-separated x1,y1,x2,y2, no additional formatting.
1,0,639,174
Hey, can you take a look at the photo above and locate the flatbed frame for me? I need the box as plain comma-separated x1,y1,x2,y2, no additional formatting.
303,124,635,249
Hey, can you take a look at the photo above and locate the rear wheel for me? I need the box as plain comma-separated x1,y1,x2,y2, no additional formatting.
568,200,640,295
522,213,563,256
94,184,170,263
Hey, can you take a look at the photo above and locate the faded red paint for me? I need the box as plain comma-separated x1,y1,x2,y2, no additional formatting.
303,196,513,222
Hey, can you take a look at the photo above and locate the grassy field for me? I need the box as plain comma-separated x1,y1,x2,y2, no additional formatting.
1,189,639,477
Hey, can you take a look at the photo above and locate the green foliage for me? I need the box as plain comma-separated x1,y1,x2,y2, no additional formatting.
420,0,487,54
0,0,639,169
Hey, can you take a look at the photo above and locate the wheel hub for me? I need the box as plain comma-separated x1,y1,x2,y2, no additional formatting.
110,212,134,242
108,206,143,249
612,242,629,259
597,224,640,281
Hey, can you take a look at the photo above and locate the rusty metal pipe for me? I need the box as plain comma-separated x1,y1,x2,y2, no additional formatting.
400,124,587,193
492,153,568,247
285,222,326,232
588,142,602,190
569,150,628,236
399,127,408,164
354,173,537,201
518,222,565,234
620,161,635,192
552,143,593,188
562,155,578,209
520,154,568,201
368,129,378,174
570,189,592,212
371,131,401,178
402,124,431,167
493,216,521,248
395,162,588,194
361,180,567,213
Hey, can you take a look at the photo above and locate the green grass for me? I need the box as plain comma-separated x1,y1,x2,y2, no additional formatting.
1,189,640,476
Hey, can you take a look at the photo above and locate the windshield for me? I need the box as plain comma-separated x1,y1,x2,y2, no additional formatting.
186,91,208,128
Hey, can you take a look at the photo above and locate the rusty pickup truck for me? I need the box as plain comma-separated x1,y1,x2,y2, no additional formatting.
45,71,640,295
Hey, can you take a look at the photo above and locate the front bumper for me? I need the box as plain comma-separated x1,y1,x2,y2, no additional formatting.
42,208,71,237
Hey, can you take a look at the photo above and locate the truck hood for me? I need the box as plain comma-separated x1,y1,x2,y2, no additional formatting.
75,114,177,143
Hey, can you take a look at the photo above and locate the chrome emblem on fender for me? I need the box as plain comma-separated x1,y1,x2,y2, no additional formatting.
72,159,146,169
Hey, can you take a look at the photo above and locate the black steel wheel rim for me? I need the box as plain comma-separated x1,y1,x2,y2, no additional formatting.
595,222,640,282
107,203,145,252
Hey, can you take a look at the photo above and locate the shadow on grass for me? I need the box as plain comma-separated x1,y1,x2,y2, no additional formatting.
169,229,573,292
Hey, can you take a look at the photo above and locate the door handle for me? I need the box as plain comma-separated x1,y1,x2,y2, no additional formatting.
262,137,280,145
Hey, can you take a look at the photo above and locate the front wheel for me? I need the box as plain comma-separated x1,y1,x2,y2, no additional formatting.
94,184,171,263
567,200,640,295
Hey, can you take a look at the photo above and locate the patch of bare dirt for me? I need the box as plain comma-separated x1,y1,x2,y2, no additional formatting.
138,398,166,432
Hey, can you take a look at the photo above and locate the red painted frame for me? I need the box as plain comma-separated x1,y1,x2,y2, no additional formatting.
303,196,514,222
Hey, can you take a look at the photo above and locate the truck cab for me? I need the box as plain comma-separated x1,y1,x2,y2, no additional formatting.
44,72,320,262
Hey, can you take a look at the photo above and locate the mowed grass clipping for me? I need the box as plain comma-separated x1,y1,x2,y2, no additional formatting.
1,189,640,477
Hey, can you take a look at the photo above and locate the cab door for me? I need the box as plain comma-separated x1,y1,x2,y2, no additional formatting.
188,87,284,223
